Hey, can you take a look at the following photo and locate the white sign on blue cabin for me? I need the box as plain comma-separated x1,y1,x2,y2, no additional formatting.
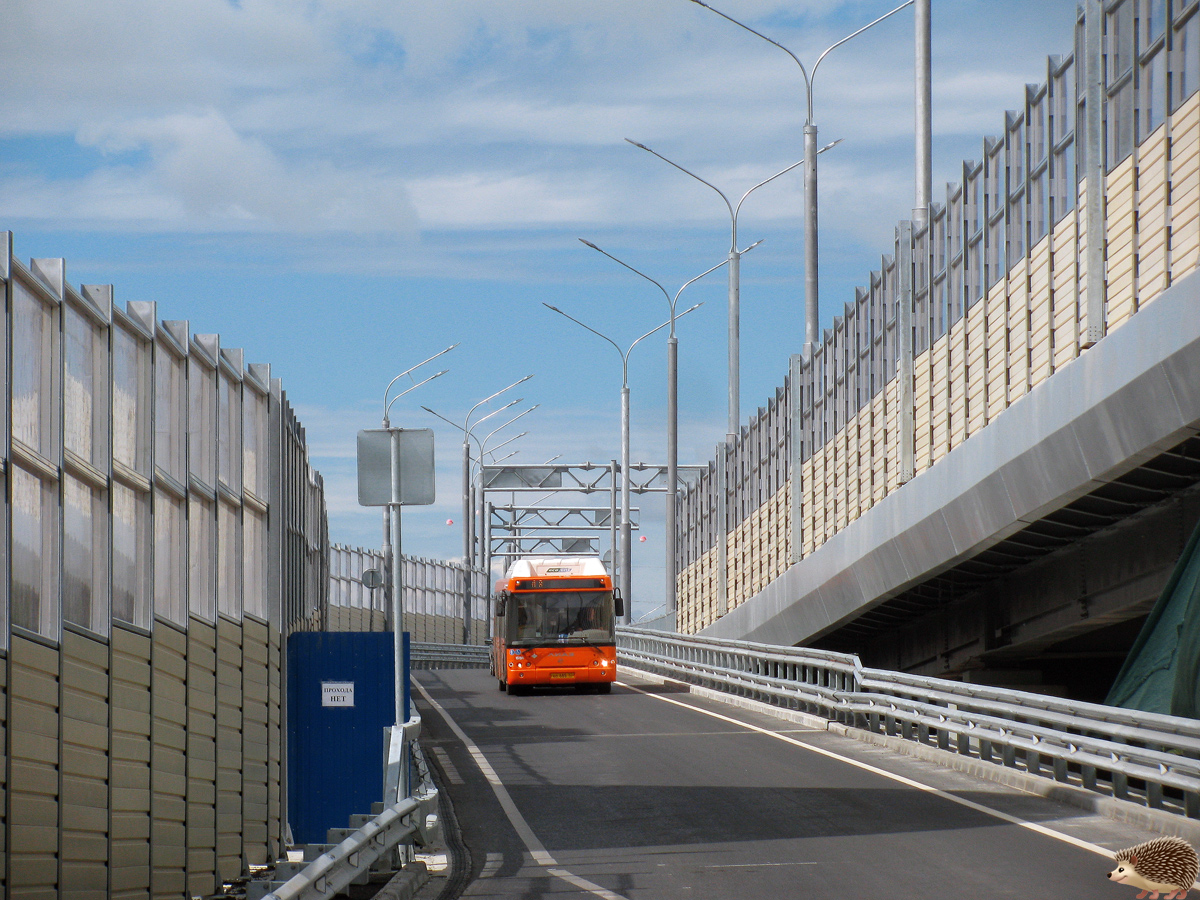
321,681,355,708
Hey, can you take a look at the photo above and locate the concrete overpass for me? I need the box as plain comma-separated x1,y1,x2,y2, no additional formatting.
675,0,1200,697
705,268,1200,695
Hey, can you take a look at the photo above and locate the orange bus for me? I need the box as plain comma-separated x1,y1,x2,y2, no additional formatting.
490,557,624,694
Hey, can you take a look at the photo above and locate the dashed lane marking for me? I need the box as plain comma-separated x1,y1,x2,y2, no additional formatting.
480,852,504,879
415,678,631,900
430,746,465,785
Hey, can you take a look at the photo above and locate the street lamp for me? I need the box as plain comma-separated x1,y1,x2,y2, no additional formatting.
422,375,534,642
376,344,455,739
379,344,455,633
473,406,538,572
382,344,457,428
624,140,838,436
427,402,537,638
578,239,741,621
687,0,915,358
479,434,526,466
422,394,525,565
543,301,702,622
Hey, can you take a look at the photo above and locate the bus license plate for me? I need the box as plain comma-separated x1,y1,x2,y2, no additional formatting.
550,673,575,680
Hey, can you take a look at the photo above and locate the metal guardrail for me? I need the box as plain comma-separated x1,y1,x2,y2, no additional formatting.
410,641,491,669
617,626,1200,819
254,717,440,900
618,628,860,722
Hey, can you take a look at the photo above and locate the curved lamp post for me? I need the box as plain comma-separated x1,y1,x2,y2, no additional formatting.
687,0,915,358
422,374,533,642
379,344,456,619
577,240,745,620
382,347,456,428
543,301,702,622
422,389,529,568
473,407,538,577
377,343,455,729
624,142,843,436
381,345,456,590
425,401,537,640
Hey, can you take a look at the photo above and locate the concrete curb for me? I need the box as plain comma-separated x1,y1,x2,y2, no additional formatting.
624,669,1200,846
373,860,430,900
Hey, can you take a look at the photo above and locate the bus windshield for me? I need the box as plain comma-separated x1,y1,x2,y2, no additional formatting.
506,590,614,646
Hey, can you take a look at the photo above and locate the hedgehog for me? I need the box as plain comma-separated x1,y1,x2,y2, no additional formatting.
1107,836,1199,899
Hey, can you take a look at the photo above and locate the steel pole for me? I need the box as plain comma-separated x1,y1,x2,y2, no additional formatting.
803,123,819,357
465,483,471,567
610,460,618,579
727,250,740,438
382,507,393,632
388,429,405,726
484,501,493,642
461,438,471,644
473,473,486,643
620,383,632,623
461,438,471,564
666,335,678,619
1083,0,1107,347
914,0,932,226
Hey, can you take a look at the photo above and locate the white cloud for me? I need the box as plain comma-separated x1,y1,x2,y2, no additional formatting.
0,0,1090,607
1,110,420,233
1,0,1083,246
0,0,329,127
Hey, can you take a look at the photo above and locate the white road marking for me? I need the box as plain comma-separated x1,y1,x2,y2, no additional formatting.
704,861,820,869
414,678,632,900
617,680,1117,860
430,746,465,785
419,673,1153,897
481,851,504,878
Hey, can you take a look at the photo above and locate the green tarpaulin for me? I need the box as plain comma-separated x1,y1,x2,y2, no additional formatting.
1106,513,1200,718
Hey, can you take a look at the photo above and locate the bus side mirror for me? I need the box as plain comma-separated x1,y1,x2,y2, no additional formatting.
496,591,508,617
613,587,625,619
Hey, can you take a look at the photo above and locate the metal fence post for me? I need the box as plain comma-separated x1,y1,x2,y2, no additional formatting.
1082,0,1108,348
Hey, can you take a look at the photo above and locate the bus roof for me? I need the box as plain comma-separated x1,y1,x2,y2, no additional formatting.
503,557,609,579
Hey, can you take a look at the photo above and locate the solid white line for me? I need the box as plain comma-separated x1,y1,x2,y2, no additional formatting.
547,867,629,900
617,680,1117,860
414,678,632,900
704,861,820,869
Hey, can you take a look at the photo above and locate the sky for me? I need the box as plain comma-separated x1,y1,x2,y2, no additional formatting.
1,0,1082,621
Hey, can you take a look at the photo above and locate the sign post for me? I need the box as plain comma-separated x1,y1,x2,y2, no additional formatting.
357,427,435,807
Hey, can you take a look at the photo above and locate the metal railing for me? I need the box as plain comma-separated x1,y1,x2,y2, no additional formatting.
253,717,440,900
617,626,1200,818
410,641,491,669
619,628,859,721
326,546,490,643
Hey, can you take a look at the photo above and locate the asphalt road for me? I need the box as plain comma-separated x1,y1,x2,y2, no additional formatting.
413,668,1170,900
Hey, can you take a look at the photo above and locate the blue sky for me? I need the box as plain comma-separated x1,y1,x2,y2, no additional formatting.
2,0,1080,620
